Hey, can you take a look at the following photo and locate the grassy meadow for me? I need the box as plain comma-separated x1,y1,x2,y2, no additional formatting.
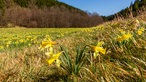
0,16,146,82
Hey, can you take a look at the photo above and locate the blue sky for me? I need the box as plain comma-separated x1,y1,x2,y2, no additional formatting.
58,0,135,16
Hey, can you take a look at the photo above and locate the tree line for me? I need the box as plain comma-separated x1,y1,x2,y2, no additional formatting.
0,0,103,28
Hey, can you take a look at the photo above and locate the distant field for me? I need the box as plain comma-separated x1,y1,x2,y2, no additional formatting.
0,28,83,51
0,18,146,81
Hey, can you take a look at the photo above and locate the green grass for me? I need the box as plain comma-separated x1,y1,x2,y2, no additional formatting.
0,15,146,82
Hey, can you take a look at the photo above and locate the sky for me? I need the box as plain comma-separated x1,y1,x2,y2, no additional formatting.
58,0,135,16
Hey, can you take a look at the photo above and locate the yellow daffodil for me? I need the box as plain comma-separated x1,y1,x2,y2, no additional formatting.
137,28,145,35
116,33,132,42
39,41,57,50
122,33,132,40
90,41,106,58
138,30,142,35
47,52,62,66
94,47,106,54
42,41,56,47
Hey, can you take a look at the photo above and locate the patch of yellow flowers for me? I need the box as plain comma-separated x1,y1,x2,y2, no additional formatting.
116,22,145,42
39,36,62,67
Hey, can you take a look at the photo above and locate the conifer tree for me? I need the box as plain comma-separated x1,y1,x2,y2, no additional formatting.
13,0,30,7
0,0,5,16
141,0,146,5
133,0,140,11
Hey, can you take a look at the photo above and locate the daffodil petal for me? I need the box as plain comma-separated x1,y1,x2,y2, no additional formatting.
47,52,62,65
95,47,106,54
56,59,61,67
93,52,99,59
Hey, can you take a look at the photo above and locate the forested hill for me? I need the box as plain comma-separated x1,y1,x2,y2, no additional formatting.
10,0,80,10
0,0,103,28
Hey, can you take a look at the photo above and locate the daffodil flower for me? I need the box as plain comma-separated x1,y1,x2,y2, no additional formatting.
47,52,62,66
39,41,57,50
90,41,106,58
116,33,132,42
122,33,132,40
42,41,56,48
137,28,144,35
